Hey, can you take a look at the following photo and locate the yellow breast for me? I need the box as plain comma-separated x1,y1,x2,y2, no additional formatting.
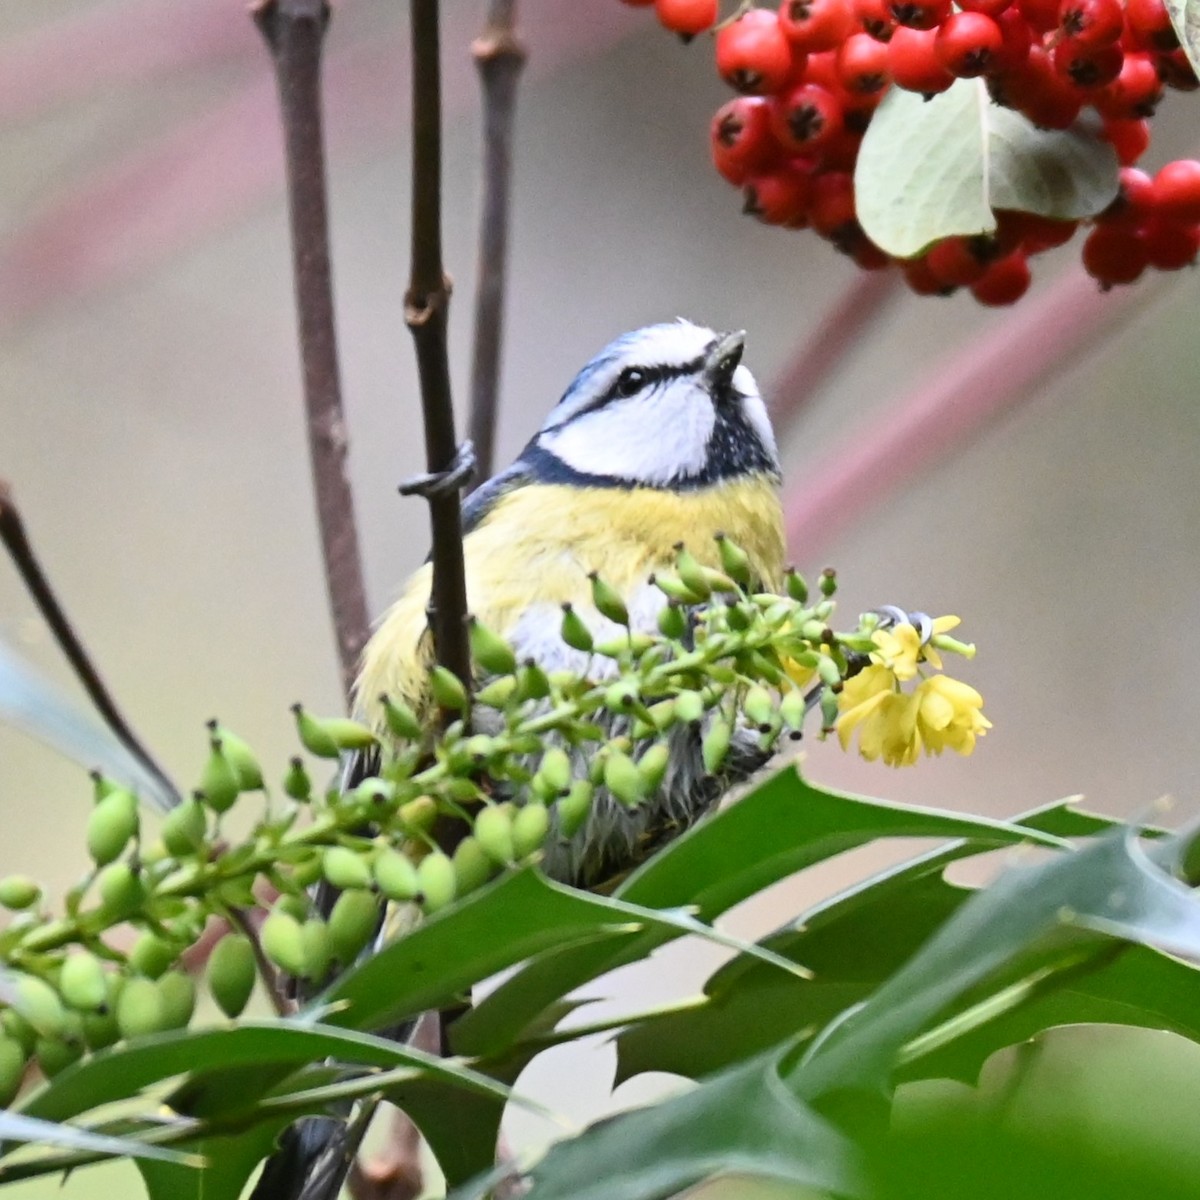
355,477,784,726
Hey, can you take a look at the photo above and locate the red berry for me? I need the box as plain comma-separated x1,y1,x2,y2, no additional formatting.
1125,0,1178,49
1053,38,1124,87
971,250,1032,304
889,26,957,92
852,235,892,268
991,6,1034,70
1153,159,1200,223
1102,118,1151,165
655,0,718,35
742,165,814,224
1058,0,1123,45
1095,51,1163,117
991,46,1082,127
1017,0,1060,33
935,12,1003,76
889,0,951,30
1142,218,1200,269
855,0,898,39
716,9,795,94
770,82,845,154
1099,166,1157,228
711,96,780,184
823,126,866,169
778,0,856,50
958,0,1014,15
926,236,991,285
903,255,956,294
1157,48,1200,91
996,210,1078,252
1081,224,1147,285
808,169,857,234
837,31,893,91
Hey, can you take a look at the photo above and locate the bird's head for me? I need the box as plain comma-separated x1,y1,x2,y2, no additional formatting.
523,320,780,490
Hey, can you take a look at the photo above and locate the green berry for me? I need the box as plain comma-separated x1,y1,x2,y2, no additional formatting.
604,750,645,808
589,572,629,626
35,1035,82,1078
198,739,241,814
429,666,470,712
452,837,494,896
703,717,732,773
380,694,423,740
557,780,594,838
469,619,518,676
559,603,594,653
637,743,671,794
260,910,306,977
161,799,207,857
156,972,196,1031
96,863,145,921
11,974,67,1038
283,757,313,802
129,932,178,980
207,722,264,791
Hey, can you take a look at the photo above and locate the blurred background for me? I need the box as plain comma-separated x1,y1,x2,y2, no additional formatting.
3,0,1200,1195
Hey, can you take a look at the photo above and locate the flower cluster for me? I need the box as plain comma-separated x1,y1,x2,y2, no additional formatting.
836,615,991,765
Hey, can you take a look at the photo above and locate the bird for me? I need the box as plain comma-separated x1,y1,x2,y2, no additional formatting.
252,318,786,1200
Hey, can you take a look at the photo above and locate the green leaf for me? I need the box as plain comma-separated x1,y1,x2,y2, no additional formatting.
19,1021,507,1126
614,800,1122,1082
454,769,1068,1058
791,828,1200,1101
855,80,1119,257
1164,0,1200,79
135,1119,295,1200
899,944,1200,1085
520,1046,865,1200
317,865,806,1037
0,1110,200,1171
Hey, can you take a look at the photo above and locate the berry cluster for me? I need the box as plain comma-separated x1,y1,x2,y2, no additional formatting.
623,0,1200,300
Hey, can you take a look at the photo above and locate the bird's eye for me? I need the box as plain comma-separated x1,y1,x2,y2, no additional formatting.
615,367,648,397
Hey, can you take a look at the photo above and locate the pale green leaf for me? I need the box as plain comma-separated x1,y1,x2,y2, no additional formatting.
856,79,1119,257
1164,0,1200,79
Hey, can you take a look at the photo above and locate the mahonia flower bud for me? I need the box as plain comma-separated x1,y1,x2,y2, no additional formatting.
300,919,332,983
322,846,373,892
96,863,145,921
559,603,595,653
11,974,67,1038
512,802,551,859
58,951,108,1012
429,666,470,712
416,852,457,913
156,971,196,1030
469,618,519,676
381,694,424,741
328,891,380,966
116,977,166,1040
261,909,307,977
0,1036,25,1105
207,721,264,792
452,837,494,896
161,799,207,857
0,876,40,912
716,533,753,586
373,849,420,902
703,717,733,773
86,790,139,866
208,934,257,1018
473,806,516,866
637,744,671,794
129,932,178,980
657,601,687,640
589,572,629,627
199,739,242,814
36,1034,82,1077
557,780,594,838
283,757,313,802
604,750,645,808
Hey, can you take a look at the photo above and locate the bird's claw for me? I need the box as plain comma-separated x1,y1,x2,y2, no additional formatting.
398,440,477,498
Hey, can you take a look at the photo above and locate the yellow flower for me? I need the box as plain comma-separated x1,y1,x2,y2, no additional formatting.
914,674,991,757
870,623,923,680
781,656,817,691
836,665,921,767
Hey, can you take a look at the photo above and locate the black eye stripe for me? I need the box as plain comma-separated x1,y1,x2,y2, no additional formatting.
593,351,708,411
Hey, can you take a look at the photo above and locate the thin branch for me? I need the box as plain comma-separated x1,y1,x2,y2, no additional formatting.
783,266,1171,558
0,480,180,805
406,0,472,687
467,0,526,486
769,270,900,433
255,0,371,706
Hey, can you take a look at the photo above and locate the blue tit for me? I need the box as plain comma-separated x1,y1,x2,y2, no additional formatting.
357,318,786,887
251,320,785,1200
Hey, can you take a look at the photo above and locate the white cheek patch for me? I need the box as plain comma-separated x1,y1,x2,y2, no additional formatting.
738,379,779,467
541,381,716,485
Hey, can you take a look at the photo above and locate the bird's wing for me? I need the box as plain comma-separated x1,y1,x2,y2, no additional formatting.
461,460,533,535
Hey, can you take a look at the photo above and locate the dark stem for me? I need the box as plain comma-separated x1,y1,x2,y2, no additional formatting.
0,480,180,804
406,0,472,687
467,0,525,487
254,0,371,707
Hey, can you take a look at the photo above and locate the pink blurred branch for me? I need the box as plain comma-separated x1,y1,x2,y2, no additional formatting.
0,0,634,331
769,270,901,430
783,266,1170,558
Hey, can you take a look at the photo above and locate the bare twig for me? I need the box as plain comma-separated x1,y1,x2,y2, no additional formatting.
467,0,526,486
769,270,900,432
406,0,472,687
0,480,180,805
255,0,371,706
783,266,1169,557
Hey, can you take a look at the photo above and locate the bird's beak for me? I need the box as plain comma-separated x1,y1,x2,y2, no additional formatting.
703,330,746,393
